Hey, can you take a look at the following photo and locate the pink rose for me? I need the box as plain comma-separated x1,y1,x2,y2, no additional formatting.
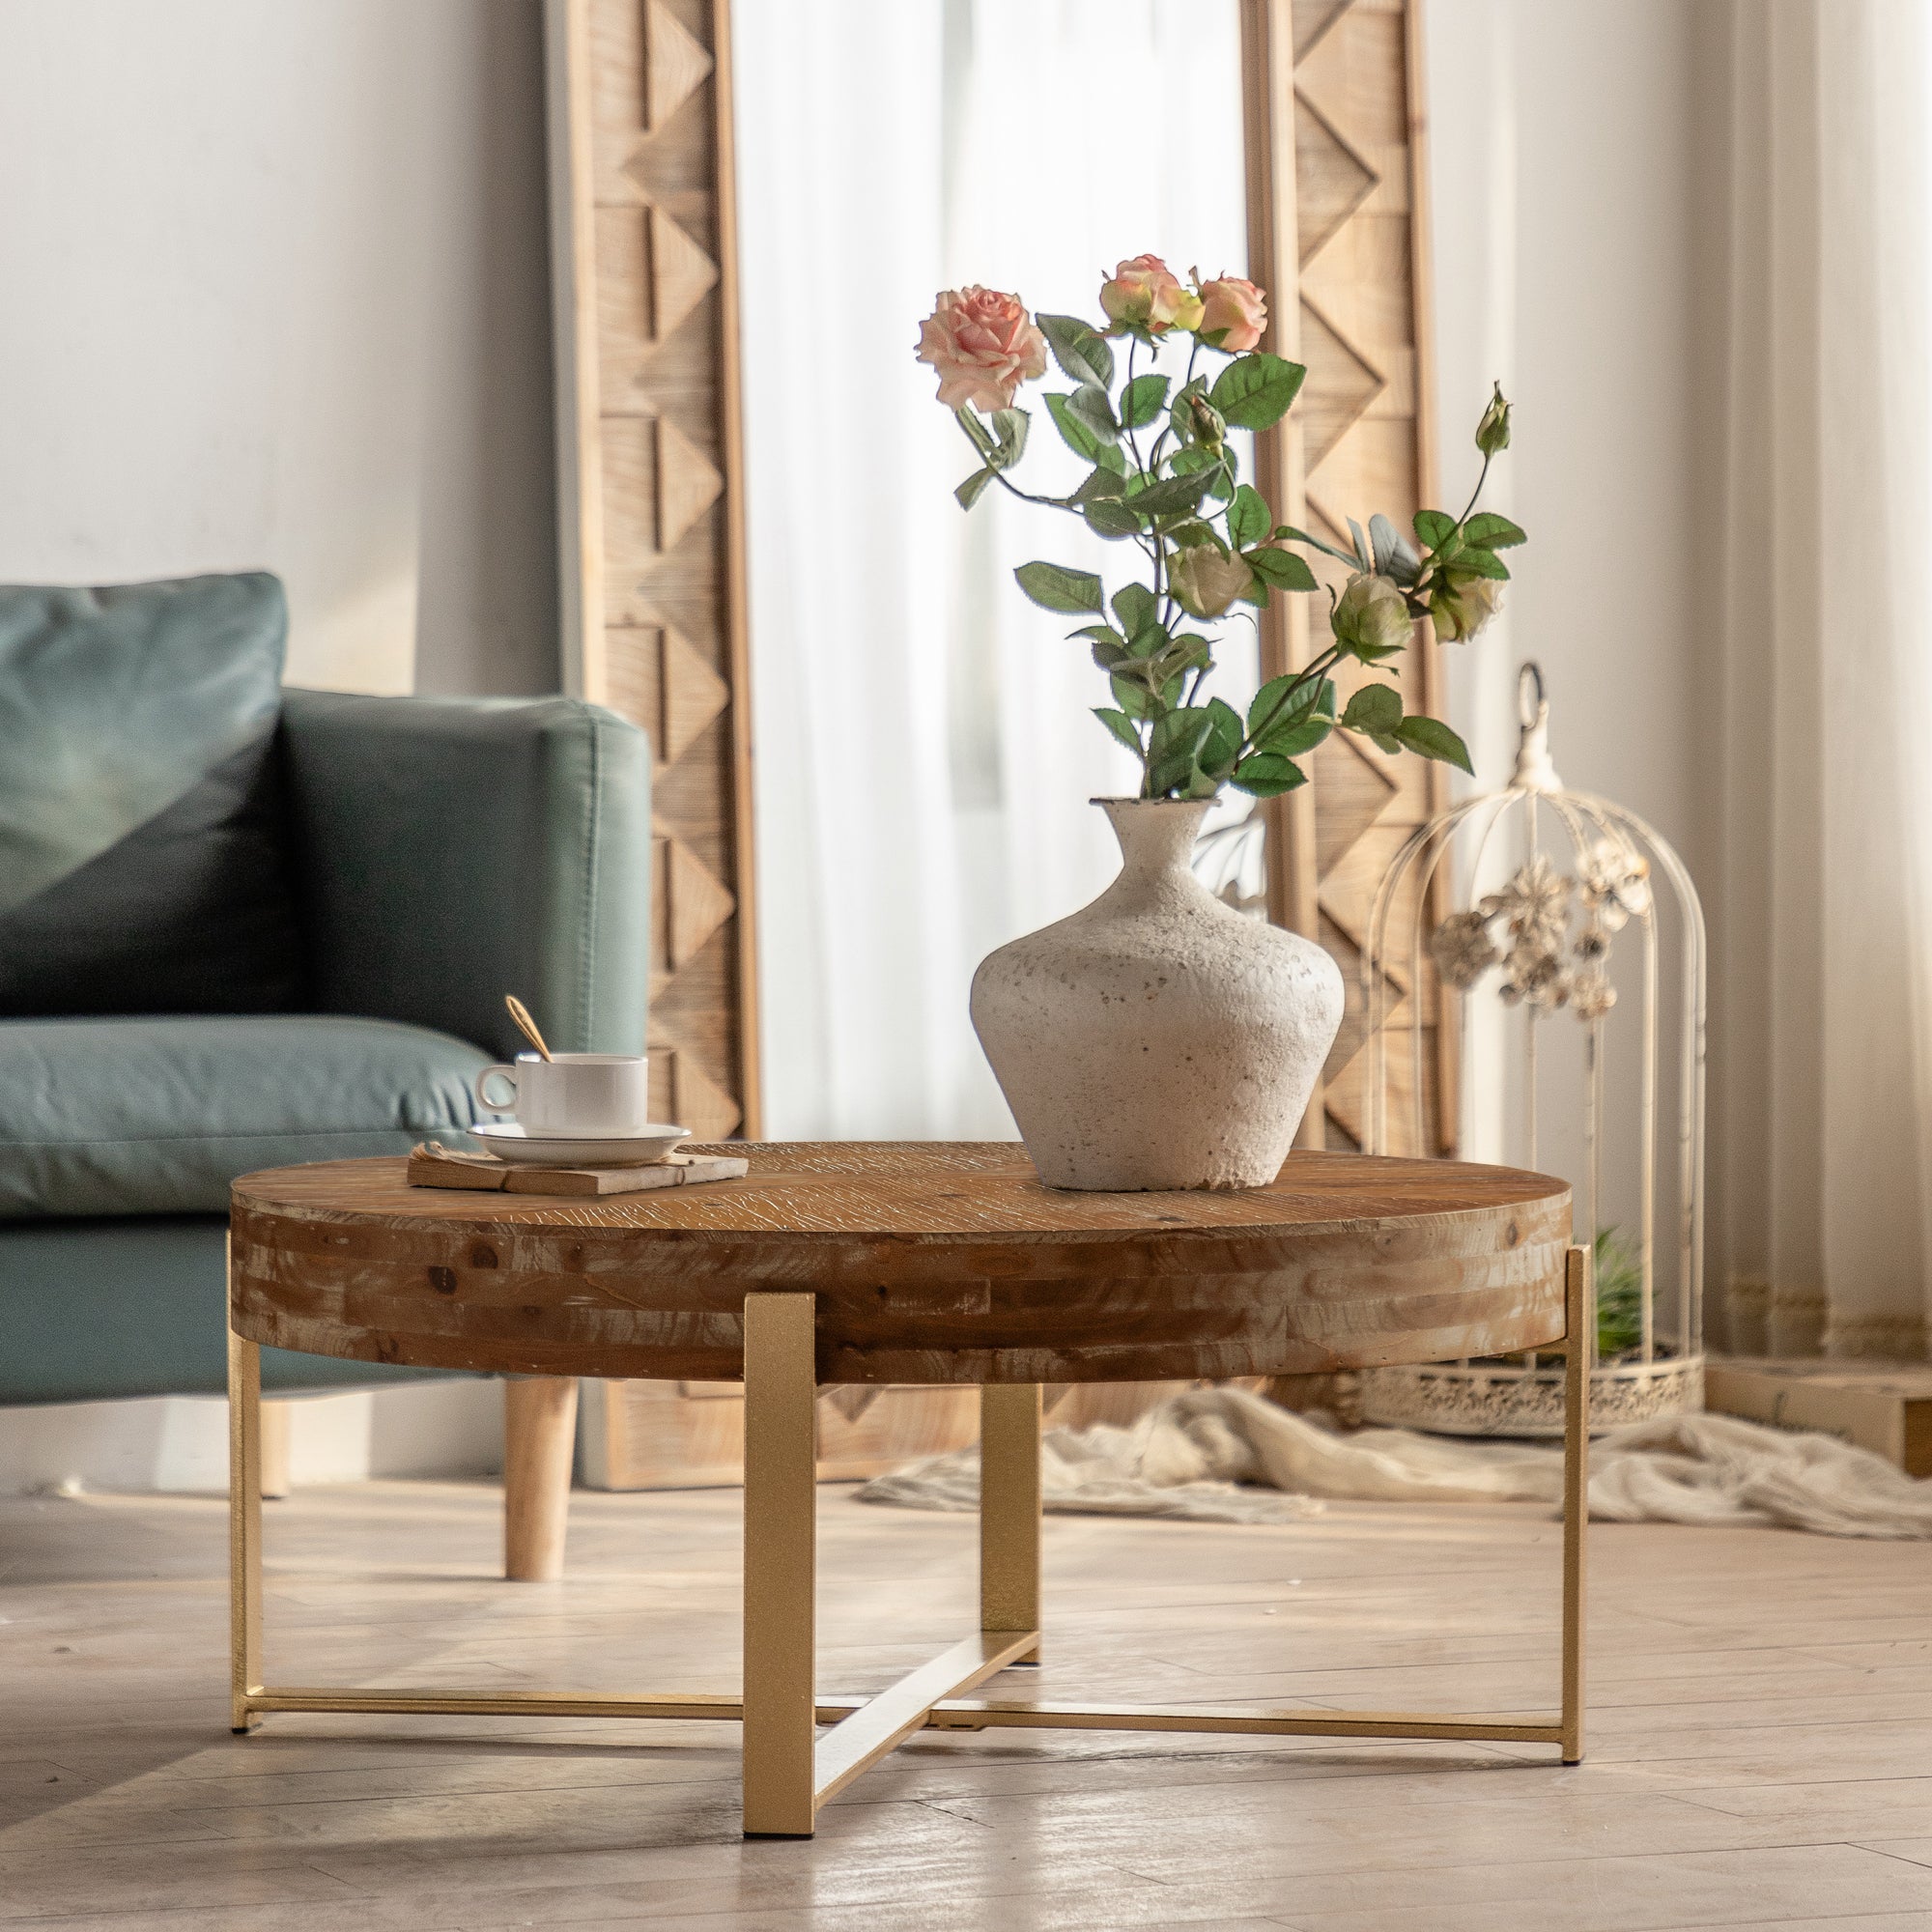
1197,274,1267,352
1098,254,1203,334
916,286,1048,412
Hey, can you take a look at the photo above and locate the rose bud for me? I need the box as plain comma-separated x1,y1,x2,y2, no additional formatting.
1330,573,1413,657
1187,394,1227,451
1197,274,1267,352
1430,573,1503,641
1169,545,1255,620
1099,254,1202,333
1476,383,1512,456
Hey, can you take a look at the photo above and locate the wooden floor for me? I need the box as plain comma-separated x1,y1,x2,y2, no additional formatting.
3,1480,1931,1931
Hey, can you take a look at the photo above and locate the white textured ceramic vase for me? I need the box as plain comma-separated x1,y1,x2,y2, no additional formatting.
970,798,1346,1191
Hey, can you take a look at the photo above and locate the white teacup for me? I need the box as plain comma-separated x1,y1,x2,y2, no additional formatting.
473,1053,654,1137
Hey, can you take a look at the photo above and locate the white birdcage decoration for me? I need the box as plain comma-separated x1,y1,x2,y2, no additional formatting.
1356,663,1707,1435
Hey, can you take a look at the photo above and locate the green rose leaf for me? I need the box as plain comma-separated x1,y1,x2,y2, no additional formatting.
1167,518,1225,553
1247,672,1315,736
1207,353,1306,431
1454,547,1512,582
1127,469,1217,521
1247,674,1333,757
1244,545,1319,590
1227,484,1270,549
1069,621,1128,670
1393,713,1475,774
1122,373,1171,429
991,408,1030,466
1231,752,1307,798
1148,707,1214,795
1015,560,1104,614
1201,697,1245,778
1095,442,1128,475
954,468,995,511
1412,508,1457,551
1070,465,1126,504
1113,582,1157,636
1084,497,1144,540
1342,683,1403,734
1111,671,1152,720
1045,392,1104,463
1463,511,1527,549
1065,384,1121,443
1094,706,1144,753
954,407,997,457
1262,717,1331,757
1037,312,1115,390
1125,619,1169,660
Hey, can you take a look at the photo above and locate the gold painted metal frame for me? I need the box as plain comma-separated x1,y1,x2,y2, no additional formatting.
228,1247,1590,1839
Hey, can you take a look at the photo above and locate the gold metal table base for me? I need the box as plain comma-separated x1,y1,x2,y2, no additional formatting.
229,1250,1591,1838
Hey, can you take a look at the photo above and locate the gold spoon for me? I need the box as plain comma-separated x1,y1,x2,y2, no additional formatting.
504,994,554,1062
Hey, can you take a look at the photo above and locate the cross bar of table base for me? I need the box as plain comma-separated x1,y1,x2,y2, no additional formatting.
234,1689,1560,1749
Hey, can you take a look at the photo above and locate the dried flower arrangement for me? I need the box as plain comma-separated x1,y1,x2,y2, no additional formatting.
1429,838,1652,1022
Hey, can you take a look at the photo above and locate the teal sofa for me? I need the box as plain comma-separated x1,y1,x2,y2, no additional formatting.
0,573,649,1409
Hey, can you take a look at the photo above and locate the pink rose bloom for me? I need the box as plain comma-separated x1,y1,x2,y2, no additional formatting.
1098,253,1203,333
916,286,1048,412
1198,274,1267,352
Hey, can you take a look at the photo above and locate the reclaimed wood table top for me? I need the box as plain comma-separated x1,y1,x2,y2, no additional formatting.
229,1143,1572,1386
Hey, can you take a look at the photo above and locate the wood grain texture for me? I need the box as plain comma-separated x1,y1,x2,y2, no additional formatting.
14,1480,1932,1929
1247,0,1454,1154
501,1378,580,1582
228,1146,1570,1386
551,0,756,1142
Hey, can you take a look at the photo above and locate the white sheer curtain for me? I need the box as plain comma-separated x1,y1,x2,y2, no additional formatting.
1715,0,1932,1359
733,1,1247,1140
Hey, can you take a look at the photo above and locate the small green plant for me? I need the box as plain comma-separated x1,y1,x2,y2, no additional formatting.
1594,1226,1644,1358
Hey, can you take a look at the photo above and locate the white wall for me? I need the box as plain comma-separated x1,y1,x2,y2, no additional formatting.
1428,0,1714,843
0,0,558,696
0,0,557,1492
1426,0,1722,1306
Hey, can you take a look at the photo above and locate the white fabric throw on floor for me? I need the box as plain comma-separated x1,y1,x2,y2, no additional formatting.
853,1387,1932,1539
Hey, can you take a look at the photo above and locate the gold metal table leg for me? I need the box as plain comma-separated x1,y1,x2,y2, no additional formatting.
227,1302,263,1735
1561,1241,1591,1763
741,1292,819,1837
223,1250,1589,1823
980,1382,1041,1662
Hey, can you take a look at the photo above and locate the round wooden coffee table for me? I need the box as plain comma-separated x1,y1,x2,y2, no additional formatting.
227,1143,1587,1837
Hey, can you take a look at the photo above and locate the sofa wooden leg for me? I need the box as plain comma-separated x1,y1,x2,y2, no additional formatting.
504,1378,579,1581
259,1400,292,1500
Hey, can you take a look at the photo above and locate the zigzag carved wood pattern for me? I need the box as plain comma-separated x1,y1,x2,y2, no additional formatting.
563,0,754,1142
1290,0,1452,1153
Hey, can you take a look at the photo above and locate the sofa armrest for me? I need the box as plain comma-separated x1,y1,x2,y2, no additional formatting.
280,690,649,1062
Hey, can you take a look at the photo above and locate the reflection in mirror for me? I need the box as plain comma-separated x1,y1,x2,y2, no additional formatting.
735,0,1248,1138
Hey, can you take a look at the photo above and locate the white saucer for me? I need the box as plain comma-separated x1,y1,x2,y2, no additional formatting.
470,1121,690,1168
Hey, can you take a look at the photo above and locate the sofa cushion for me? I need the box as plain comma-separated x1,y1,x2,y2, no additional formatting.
0,573,306,1018
0,1015,489,1219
